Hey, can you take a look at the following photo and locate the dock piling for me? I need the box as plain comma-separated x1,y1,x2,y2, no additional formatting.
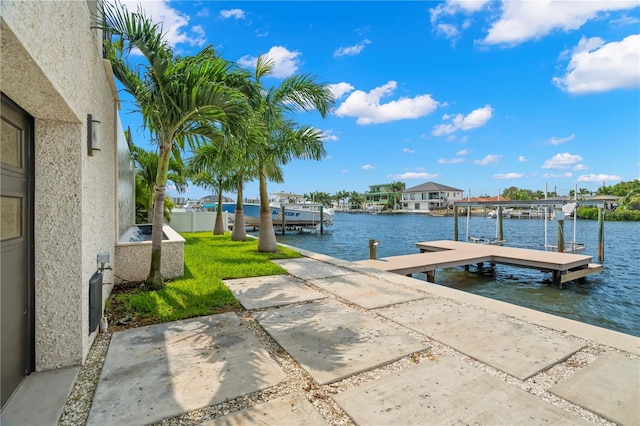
453,205,459,241
497,206,504,241
598,208,604,262
369,239,380,259
557,211,565,253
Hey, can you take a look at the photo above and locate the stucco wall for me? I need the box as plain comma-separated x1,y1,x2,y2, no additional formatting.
1,0,119,369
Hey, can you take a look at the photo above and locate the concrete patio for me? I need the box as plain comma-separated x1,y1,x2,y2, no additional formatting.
2,249,639,425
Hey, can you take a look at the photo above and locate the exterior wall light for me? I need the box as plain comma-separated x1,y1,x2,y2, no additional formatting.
87,114,101,155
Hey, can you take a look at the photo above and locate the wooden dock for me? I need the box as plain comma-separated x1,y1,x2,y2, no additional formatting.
356,240,601,286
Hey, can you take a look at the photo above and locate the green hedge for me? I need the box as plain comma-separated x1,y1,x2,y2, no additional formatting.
576,206,640,221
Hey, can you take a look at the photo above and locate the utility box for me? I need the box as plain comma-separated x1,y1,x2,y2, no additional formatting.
89,271,103,333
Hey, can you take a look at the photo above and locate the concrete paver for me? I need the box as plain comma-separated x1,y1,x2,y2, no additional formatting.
224,275,326,310
253,299,428,385
550,353,640,425
308,273,427,309
0,366,79,426
272,258,353,280
87,314,286,426
332,355,588,425
202,393,327,425
377,298,584,380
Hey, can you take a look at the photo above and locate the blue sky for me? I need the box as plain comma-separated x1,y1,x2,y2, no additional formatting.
118,1,640,200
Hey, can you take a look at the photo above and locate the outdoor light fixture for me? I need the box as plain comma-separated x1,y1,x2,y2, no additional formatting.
87,114,102,156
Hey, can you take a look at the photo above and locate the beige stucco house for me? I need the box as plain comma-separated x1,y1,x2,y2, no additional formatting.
1,0,135,408
402,182,464,212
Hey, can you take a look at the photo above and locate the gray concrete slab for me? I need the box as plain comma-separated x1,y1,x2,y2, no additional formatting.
87,313,286,426
0,366,79,426
550,353,640,425
224,275,326,310
377,299,584,380
253,299,428,385
272,258,353,279
309,273,427,309
333,355,588,425
202,393,327,425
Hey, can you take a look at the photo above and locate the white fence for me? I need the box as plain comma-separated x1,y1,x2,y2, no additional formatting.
167,211,230,233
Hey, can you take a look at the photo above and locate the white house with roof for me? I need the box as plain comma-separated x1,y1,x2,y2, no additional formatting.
402,182,464,212
1,0,136,410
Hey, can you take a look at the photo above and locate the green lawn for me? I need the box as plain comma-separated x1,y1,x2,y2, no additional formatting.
106,233,300,325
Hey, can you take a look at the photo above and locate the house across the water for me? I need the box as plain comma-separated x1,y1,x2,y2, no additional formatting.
402,182,464,212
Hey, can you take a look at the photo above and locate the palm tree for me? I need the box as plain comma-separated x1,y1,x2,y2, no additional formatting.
245,57,335,252
349,191,365,212
99,1,244,289
130,144,186,223
387,181,405,210
334,190,351,210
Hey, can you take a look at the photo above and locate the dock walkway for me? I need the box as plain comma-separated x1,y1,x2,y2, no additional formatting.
356,240,601,285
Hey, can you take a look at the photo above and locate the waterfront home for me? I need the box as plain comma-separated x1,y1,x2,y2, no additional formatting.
402,182,464,212
363,183,405,211
1,0,135,409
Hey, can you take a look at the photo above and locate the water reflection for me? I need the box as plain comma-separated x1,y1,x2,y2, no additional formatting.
272,212,640,337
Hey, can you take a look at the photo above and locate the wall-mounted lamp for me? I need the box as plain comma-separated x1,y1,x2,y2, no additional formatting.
87,114,102,156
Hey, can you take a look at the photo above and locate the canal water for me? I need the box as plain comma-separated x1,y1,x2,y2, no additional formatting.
271,212,640,337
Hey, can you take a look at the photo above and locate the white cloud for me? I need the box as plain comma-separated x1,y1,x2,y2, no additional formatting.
123,0,206,47
436,23,460,39
573,164,588,171
433,105,493,136
341,169,349,174
328,82,355,100
321,129,339,142
544,133,575,145
611,15,640,26
334,39,372,57
238,46,302,78
197,8,210,17
403,148,415,154
518,156,528,162
542,172,573,178
361,164,375,170
387,172,440,180
475,154,501,166
493,173,524,179
483,1,638,46
220,9,245,19
553,35,640,94
577,173,622,182
438,157,465,164
429,0,491,39
335,81,440,124
456,148,472,156
542,152,583,169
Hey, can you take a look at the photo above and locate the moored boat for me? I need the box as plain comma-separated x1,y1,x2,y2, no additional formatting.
209,195,335,230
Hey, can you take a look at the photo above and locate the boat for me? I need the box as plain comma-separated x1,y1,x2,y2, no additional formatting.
210,192,335,230
270,192,335,229
171,200,203,212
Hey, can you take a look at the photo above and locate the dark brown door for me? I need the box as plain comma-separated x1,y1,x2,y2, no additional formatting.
1,94,34,408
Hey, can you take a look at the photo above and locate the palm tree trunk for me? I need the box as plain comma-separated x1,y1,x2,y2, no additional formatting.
147,145,170,290
257,163,277,252
147,186,154,223
231,178,246,241
214,187,225,235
